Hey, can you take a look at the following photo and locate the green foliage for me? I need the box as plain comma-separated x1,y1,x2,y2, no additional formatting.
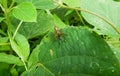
0,37,10,51
0,63,11,76
80,0,120,37
14,0,55,9
0,17,4,22
0,0,120,76
0,53,23,66
22,27,120,76
114,0,120,2
9,33,30,62
12,10,56,39
62,0,81,7
12,2,37,22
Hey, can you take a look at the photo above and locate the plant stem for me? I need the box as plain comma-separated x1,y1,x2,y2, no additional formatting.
9,0,15,9
12,21,23,39
21,59,28,70
0,4,5,12
58,4,120,34
75,10,85,26
6,13,11,34
3,1,12,37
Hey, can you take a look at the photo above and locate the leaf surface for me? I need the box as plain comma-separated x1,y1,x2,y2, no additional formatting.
9,33,30,61
21,27,120,76
12,10,65,39
80,0,120,37
0,17,4,22
0,53,23,66
62,0,81,7
15,0,55,9
0,37,10,51
12,2,37,22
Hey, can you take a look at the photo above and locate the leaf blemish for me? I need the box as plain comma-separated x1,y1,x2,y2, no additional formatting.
90,62,100,69
50,49,54,56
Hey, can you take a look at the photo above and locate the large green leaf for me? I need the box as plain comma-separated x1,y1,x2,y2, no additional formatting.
80,0,120,37
0,53,23,66
14,0,55,9
9,33,30,61
21,26,120,76
12,2,37,22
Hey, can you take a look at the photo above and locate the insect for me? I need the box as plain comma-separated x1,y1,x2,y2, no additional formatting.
54,26,62,40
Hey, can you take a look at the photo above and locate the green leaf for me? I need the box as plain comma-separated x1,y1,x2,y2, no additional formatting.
33,0,55,9
27,15,66,68
80,0,120,37
12,10,65,39
107,38,120,61
27,45,40,68
0,17,4,22
0,37,8,42
0,29,6,36
53,14,66,28
15,0,55,9
0,0,7,9
12,2,37,22
62,0,81,7
107,38,120,51
114,0,120,2
9,33,30,61
109,45,120,61
0,37,10,51
0,53,23,66
22,27,120,76
0,63,11,76
10,68,18,76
